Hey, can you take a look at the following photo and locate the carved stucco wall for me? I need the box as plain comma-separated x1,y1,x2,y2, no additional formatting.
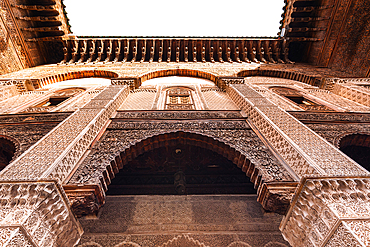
0,85,129,246
1,63,370,246
245,77,370,113
77,195,290,247
0,112,71,161
0,1,31,75
225,78,370,247
67,110,295,216
69,118,291,186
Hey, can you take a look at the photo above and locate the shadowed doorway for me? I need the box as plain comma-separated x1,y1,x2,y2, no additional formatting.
107,143,256,195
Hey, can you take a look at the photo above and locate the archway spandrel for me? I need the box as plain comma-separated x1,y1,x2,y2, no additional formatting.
66,116,297,217
69,124,292,186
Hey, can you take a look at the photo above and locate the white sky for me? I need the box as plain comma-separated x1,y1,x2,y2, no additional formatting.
63,0,285,37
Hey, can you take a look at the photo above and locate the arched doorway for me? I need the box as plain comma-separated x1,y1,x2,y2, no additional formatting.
107,131,257,195
339,134,370,171
78,132,289,247
107,141,256,195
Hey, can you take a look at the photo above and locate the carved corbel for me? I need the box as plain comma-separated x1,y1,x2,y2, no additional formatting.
94,40,105,63
193,45,197,62
131,45,137,63
122,45,129,62
68,39,79,64
247,41,258,63
210,46,215,63
149,45,155,63
167,46,172,63
104,40,113,63
176,46,180,62
272,40,284,63
85,40,96,63
184,46,189,62
158,41,163,63
140,46,146,63
256,40,267,63
201,46,206,62
218,46,224,63
58,40,69,64
263,40,276,63
243,46,251,63
282,39,294,64
226,46,233,63
77,40,88,63
113,40,122,62
235,46,241,63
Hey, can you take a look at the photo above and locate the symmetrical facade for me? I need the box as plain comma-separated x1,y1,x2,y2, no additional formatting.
0,0,370,246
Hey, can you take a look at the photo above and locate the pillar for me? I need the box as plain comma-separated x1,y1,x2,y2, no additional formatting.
0,85,129,246
227,80,370,246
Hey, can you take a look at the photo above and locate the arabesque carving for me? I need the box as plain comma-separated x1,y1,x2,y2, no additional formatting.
331,78,370,108
280,176,370,247
0,85,129,183
0,84,18,102
115,110,242,119
0,181,83,246
228,83,369,177
160,235,208,247
69,120,292,186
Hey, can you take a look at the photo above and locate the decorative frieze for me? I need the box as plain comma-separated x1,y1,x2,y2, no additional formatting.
217,77,245,89
289,111,370,123
111,78,136,89
115,110,243,120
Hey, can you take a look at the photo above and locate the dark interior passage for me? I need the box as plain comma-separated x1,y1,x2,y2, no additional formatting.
0,137,16,171
340,134,370,171
107,144,256,195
